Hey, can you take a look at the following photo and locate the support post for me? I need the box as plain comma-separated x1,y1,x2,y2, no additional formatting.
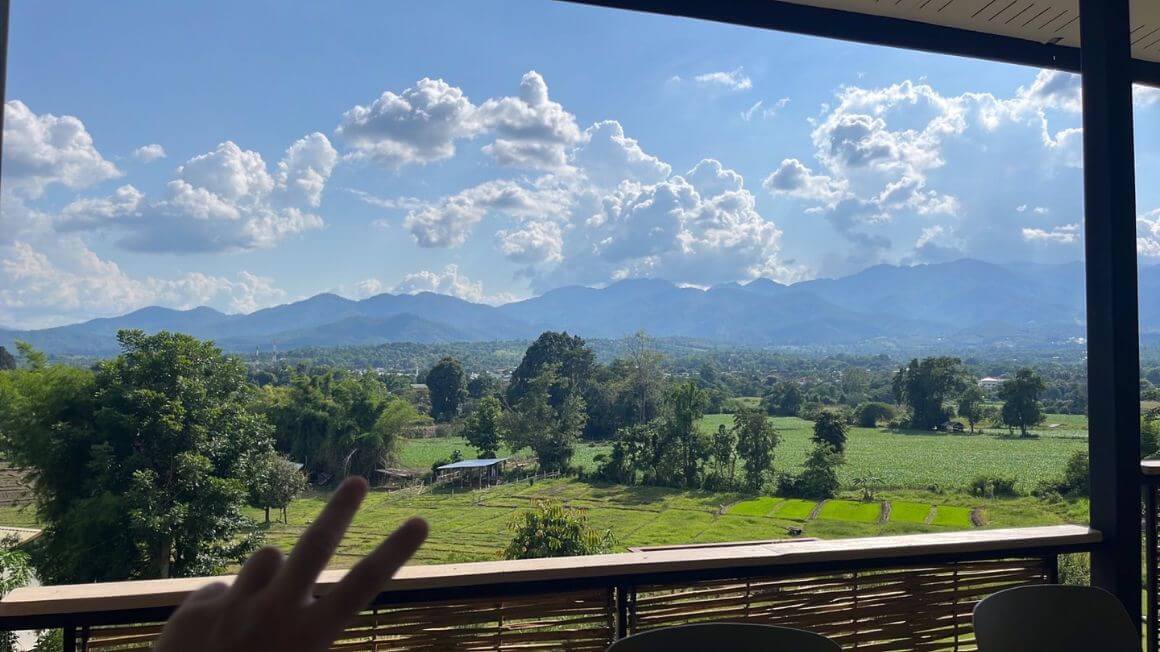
1080,0,1141,630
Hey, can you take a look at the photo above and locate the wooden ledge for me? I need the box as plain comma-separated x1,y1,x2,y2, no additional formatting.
1142,459,1160,476
0,525,1099,619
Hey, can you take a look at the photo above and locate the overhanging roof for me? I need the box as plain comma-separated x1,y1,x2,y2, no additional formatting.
436,458,509,470
562,0,1160,86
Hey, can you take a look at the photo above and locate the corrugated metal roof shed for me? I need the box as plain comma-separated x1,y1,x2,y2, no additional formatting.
436,458,509,470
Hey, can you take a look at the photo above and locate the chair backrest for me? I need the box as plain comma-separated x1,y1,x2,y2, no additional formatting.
972,584,1138,652
606,623,841,652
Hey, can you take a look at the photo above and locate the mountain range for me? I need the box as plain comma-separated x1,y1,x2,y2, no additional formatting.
4,259,1150,356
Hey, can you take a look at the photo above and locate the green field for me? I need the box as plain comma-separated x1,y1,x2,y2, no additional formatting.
890,501,933,524
819,500,882,523
400,413,1086,495
245,477,1084,567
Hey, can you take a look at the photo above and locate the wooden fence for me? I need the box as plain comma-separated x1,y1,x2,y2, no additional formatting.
0,525,1096,651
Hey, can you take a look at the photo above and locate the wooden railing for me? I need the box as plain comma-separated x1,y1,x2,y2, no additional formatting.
0,525,1097,651
1144,461,1160,652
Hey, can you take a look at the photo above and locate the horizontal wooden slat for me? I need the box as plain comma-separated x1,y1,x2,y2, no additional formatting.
0,525,1098,619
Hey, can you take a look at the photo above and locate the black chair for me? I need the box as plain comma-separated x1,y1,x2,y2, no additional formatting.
606,623,841,651
972,585,1138,651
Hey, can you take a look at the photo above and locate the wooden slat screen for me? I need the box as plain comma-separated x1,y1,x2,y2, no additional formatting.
82,588,614,651
628,557,1051,652
78,557,1051,651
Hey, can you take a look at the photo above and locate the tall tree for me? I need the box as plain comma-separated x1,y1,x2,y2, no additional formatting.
505,365,586,472
506,332,595,407
761,381,803,417
426,356,466,422
892,357,969,429
0,332,273,582
464,396,504,458
733,407,779,492
667,381,708,487
622,331,665,426
812,411,849,453
0,346,15,371
710,423,737,482
998,368,1046,437
957,384,986,434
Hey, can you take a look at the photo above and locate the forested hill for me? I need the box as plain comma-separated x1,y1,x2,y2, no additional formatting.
4,258,1150,356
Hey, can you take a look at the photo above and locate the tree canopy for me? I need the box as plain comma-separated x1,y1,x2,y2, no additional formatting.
504,501,614,560
426,356,466,422
998,368,1046,437
892,357,969,430
0,331,273,582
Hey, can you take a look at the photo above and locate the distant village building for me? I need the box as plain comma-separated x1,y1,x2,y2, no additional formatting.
978,376,1006,391
435,458,508,485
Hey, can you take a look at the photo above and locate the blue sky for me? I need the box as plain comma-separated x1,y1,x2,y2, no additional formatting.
2,0,1158,328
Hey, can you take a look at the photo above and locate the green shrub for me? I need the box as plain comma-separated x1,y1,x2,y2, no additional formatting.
855,402,896,427
968,474,1020,498
504,500,615,560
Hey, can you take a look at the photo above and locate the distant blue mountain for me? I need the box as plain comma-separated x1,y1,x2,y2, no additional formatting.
0,259,1147,356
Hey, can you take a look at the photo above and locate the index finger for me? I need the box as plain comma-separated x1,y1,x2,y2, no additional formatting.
269,476,369,601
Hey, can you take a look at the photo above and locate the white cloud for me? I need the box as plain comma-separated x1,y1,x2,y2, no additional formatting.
275,132,338,207
392,264,515,305
496,220,564,263
477,71,582,169
1139,209,1160,258
691,68,753,92
763,158,846,203
1016,204,1050,214
2,100,121,197
402,178,572,248
344,188,425,211
131,144,167,163
0,237,285,328
570,120,671,188
337,77,482,168
55,137,329,253
1137,85,1160,107
911,224,964,262
1022,223,1080,244
741,97,789,121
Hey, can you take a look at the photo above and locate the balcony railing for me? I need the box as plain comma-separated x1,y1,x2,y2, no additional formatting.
0,525,1096,651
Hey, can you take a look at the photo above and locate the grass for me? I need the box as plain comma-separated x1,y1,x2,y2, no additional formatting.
818,499,882,523
771,499,818,521
890,501,933,524
697,414,1086,493
728,496,780,516
240,478,1085,567
930,505,975,527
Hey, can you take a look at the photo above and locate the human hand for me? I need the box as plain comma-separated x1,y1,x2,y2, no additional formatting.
154,477,428,652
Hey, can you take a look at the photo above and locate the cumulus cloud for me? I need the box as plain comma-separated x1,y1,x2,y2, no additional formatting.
56,137,331,253
131,144,167,163
2,100,121,197
1139,209,1160,258
911,224,965,262
763,158,846,203
392,264,515,305
477,71,582,169
1022,223,1080,244
570,120,671,188
403,178,572,248
0,237,285,328
496,220,564,263
337,77,482,168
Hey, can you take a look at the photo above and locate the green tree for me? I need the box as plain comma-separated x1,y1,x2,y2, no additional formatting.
464,396,504,458
668,381,708,487
506,332,595,407
794,444,844,499
957,385,986,434
505,365,586,472
733,407,779,492
854,402,895,428
812,411,849,452
466,374,502,399
710,423,737,481
998,368,1046,437
426,356,466,422
504,501,614,560
248,452,307,523
1143,414,1160,459
0,332,273,582
761,381,802,417
892,357,969,430
0,543,33,651
0,346,15,371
